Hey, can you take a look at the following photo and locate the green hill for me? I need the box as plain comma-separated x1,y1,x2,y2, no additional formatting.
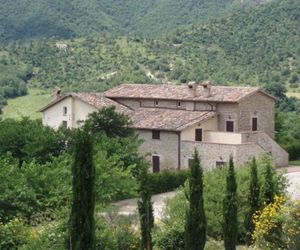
0,0,299,113
0,0,261,43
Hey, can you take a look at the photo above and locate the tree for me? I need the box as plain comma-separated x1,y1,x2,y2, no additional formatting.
244,157,260,245
85,106,133,138
137,167,154,250
185,149,206,250
223,156,238,250
262,161,275,205
69,129,95,250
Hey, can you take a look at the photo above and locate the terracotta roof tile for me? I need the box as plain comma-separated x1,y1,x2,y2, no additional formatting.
129,108,216,131
71,93,132,115
105,83,272,103
39,93,132,115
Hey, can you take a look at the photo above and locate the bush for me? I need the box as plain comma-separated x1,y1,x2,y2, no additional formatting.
148,170,188,194
0,218,31,249
155,156,287,247
252,197,300,250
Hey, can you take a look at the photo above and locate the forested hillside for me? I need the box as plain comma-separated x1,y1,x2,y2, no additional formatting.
0,0,299,102
0,0,261,43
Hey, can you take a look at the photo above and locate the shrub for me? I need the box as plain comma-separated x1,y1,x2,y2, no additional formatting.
252,196,300,249
148,170,188,194
155,156,287,248
0,218,31,249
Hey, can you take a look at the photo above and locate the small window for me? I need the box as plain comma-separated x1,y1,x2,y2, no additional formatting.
154,100,159,106
152,155,160,173
188,158,194,167
195,128,202,142
177,101,181,107
62,121,68,128
216,161,226,168
226,121,234,132
63,106,67,116
252,117,258,131
152,130,160,140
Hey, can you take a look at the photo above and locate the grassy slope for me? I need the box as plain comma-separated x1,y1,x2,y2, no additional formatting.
1,89,51,120
287,92,300,99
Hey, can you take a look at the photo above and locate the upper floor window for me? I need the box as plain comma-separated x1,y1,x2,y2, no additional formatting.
252,117,258,131
152,130,160,140
226,120,234,132
195,128,202,141
63,106,67,116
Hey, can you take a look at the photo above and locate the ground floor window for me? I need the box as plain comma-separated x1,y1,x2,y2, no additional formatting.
62,120,68,128
216,161,226,168
188,158,194,167
152,155,160,173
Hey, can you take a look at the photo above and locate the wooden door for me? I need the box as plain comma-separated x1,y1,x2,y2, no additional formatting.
152,155,160,173
252,117,258,131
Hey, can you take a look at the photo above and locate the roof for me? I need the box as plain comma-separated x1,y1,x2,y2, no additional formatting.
39,93,132,115
105,83,276,103
129,108,216,131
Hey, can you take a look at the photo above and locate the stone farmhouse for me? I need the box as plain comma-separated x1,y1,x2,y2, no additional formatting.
39,82,289,171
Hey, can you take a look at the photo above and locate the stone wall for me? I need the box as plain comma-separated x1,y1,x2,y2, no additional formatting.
115,98,141,109
241,131,289,167
216,103,239,132
137,129,180,172
181,141,265,170
238,92,275,137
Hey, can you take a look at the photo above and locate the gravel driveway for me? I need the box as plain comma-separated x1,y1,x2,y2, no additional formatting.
111,167,300,220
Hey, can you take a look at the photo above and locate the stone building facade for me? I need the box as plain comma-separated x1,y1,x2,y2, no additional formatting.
40,82,289,171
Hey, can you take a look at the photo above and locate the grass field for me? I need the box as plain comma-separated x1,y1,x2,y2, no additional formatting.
289,160,300,166
287,92,300,99
1,89,52,120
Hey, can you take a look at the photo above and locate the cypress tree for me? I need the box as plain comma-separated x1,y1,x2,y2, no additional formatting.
262,161,275,205
223,156,238,250
185,149,206,250
138,167,154,250
70,129,95,250
244,157,260,245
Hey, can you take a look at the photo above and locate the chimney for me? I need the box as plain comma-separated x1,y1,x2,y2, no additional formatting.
201,80,212,98
187,81,197,98
53,87,62,100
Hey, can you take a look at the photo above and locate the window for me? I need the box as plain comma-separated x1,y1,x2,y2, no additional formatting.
177,101,181,107
188,158,194,167
154,100,159,106
252,117,258,131
62,121,68,128
63,106,67,116
195,128,202,141
152,130,160,140
226,121,234,132
152,155,160,173
216,161,226,168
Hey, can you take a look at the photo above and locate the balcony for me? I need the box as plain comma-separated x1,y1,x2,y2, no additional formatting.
202,131,242,144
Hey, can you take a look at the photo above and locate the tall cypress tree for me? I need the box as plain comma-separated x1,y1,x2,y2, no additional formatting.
223,156,238,250
185,149,206,250
262,161,275,205
138,167,154,250
244,157,260,245
70,129,95,250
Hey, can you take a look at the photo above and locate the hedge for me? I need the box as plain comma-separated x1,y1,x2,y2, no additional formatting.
148,170,189,194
